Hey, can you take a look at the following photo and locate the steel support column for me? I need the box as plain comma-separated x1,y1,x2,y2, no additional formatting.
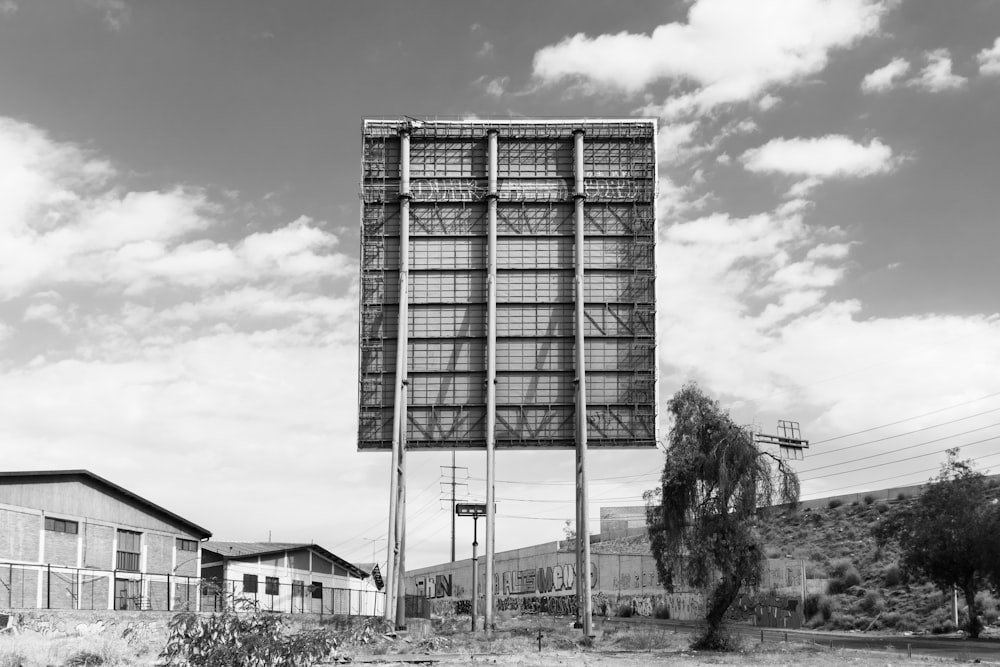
573,128,593,636
385,128,411,626
484,128,499,632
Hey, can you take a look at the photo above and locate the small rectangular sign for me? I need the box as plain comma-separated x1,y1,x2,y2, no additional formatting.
455,503,487,517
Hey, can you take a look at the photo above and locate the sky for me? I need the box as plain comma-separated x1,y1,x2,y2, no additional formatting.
1,0,999,572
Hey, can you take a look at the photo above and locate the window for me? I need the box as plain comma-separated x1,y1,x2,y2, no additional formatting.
311,582,323,600
177,538,198,552
265,576,279,595
292,580,304,598
116,530,141,571
45,517,79,534
243,574,258,594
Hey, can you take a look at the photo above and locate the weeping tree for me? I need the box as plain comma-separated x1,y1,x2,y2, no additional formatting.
645,383,799,649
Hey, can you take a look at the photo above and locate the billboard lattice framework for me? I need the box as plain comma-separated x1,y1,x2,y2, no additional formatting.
359,119,657,450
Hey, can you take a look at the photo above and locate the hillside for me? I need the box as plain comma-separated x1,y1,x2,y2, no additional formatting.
598,491,1000,634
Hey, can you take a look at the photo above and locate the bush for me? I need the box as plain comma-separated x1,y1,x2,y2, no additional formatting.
803,593,833,621
930,619,958,634
884,564,902,587
826,560,862,595
828,498,843,509
875,502,890,514
615,604,634,618
653,604,671,619
161,611,340,667
896,492,908,501
864,494,875,505
859,590,884,615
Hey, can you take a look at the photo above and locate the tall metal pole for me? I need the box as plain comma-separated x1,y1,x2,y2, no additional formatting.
471,515,479,632
573,128,593,636
385,127,411,625
484,129,499,632
450,451,456,562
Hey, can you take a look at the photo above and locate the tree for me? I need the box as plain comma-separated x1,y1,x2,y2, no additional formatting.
645,383,799,649
874,449,1000,638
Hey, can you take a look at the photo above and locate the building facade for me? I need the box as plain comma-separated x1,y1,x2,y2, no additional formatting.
200,542,383,617
0,470,211,611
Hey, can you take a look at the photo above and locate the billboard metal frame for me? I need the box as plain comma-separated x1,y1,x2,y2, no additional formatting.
358,118,658,636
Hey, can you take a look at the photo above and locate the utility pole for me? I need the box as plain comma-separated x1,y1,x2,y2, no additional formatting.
440,459,468,562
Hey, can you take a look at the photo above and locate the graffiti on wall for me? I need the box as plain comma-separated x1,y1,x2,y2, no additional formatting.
495,562,597,596
728,593,804,629
414,574,452,599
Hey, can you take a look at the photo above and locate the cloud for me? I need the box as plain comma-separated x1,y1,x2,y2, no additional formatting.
477,41,494,58
861,57,910,92
475,75,509,98
80,0,130,31
741,135,895,180
0,114,370,546
531,0,888,109
656,197,1000,499
0,119,355,299
977,37,1000,76
910,48,967,91
0,1,17,17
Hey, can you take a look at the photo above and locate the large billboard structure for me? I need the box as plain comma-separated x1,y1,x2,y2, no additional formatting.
358,118,657,634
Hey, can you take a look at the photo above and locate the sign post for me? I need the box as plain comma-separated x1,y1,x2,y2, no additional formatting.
456,503,487,631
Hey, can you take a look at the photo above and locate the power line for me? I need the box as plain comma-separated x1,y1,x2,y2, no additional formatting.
808,407,1000,458
798,434,1000,482
809,390,1000,445
801,450,1000,498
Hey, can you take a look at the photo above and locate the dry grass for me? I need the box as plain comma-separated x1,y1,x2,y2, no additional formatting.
0,633,158,667
0,620,970,667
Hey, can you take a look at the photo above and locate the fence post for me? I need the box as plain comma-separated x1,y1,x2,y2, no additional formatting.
46,563,51,609
167,574,171,612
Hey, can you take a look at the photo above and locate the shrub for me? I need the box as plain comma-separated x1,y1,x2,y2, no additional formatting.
826,560,862,595
864,494,875,505
896,492,908,501
884,564,902,587
859,590,884,615
653,604,671,619
161,611,340,667
615,604,634,618
65,653,105,667
875,502,890,514
803,594,826,619
930,619,958,634
828,498,843,509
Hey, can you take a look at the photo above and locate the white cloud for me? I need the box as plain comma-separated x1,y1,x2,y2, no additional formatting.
477,41,494,58
0,115,371,548
532,0,888,109
80,0,130,31
910,48,967,92
476,75,509,98
0,1,17,16
656,199,1000,499
742,135,895,179
977,37,1000,76
861,57,910,92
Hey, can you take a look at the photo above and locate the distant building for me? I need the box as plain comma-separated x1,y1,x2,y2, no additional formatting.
200,541,382,616
0,470,211,611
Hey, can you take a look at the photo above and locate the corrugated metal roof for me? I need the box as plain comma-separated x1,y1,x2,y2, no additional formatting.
202,541,368,579
0,469,211,538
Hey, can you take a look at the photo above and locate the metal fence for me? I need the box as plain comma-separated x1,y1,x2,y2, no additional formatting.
0,562,384,617
201,578,384,617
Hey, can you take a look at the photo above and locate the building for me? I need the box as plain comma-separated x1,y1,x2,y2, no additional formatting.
0,470,211,611
200,542,383,616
